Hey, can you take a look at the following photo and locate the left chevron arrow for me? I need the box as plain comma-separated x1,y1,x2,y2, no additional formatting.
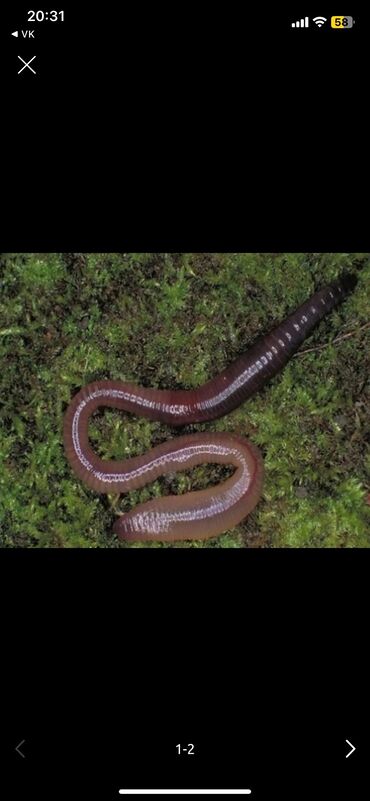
15,739,26,758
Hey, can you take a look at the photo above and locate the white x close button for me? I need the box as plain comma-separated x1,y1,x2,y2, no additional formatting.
17,55,36,74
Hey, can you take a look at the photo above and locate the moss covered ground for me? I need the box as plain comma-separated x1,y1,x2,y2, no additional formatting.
0,252,369,548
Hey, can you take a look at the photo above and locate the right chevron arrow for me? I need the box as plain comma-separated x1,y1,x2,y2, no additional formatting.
345,739,356,758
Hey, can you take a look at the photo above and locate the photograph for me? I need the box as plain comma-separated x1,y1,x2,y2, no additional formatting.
1,252,369,548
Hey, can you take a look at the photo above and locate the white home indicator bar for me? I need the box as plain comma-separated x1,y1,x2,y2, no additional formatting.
119,792,252,796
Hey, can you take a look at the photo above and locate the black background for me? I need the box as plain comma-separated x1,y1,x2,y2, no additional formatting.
1,5,369,799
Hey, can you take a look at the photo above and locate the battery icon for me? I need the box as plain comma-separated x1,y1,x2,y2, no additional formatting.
331,16,354,28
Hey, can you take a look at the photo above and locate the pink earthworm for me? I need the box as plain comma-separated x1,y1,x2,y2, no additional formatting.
63,273,356,541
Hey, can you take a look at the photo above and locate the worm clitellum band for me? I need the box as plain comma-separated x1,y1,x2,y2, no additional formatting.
64,273,357,541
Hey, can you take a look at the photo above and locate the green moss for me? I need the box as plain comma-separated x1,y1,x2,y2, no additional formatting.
0,252,369,548
19,253,67,289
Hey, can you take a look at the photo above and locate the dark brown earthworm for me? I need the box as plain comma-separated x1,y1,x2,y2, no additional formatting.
63,272,356,542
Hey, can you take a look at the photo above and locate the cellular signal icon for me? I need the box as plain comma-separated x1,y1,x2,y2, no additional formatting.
291,17,309,28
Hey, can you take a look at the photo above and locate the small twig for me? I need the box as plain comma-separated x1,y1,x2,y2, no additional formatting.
294,321,370,357
84,345,91,373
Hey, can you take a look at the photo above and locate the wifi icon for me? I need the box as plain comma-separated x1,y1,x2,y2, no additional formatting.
313,16,327,27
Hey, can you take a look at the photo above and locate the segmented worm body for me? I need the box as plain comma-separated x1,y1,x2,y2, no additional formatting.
63,273,356,541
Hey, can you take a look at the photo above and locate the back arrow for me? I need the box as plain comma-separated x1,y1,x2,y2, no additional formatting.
15,739,26,758
345,739,356,758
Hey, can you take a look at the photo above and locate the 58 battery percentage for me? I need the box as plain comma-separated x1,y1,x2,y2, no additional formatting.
331,16,355,28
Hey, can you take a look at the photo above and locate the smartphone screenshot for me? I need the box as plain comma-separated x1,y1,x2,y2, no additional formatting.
1,7,368,800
